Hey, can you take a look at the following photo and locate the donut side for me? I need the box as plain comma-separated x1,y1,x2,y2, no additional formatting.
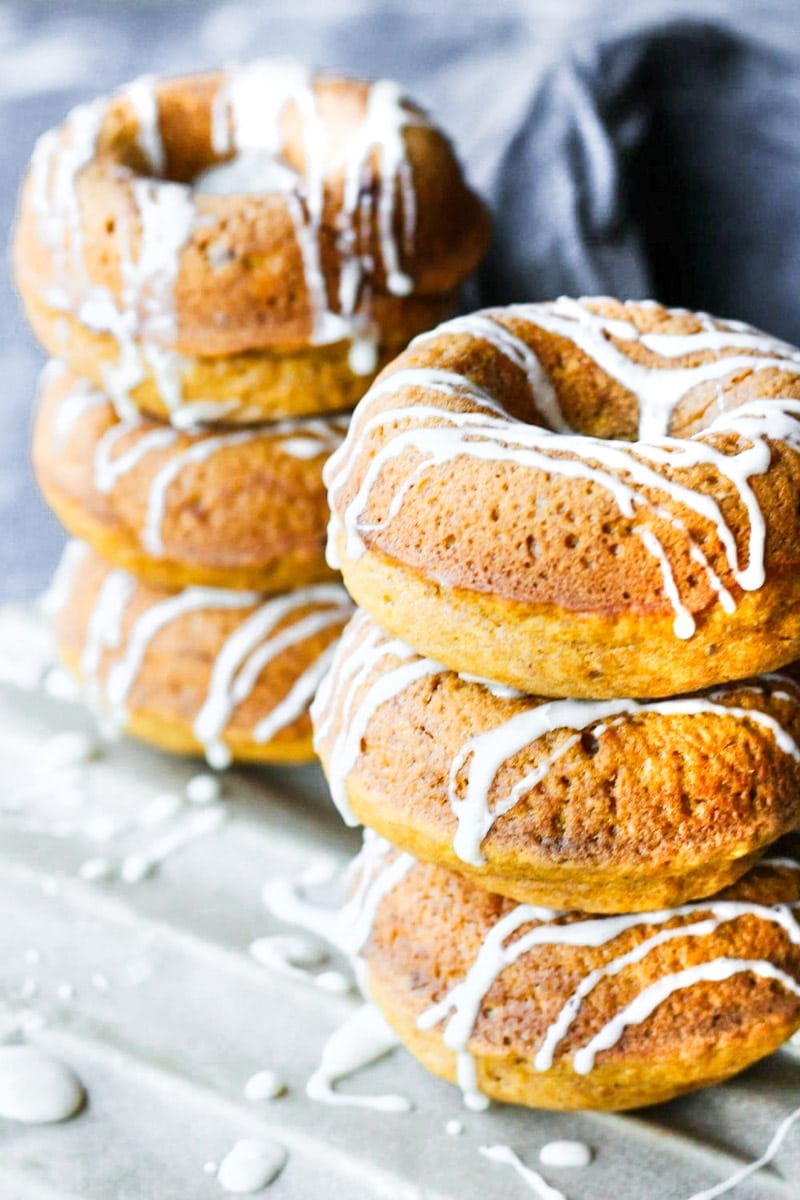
354,848,800,1111
50,544,353,765
33,365,345,592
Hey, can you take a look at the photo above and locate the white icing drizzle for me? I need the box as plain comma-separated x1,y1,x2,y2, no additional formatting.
685,1100,800,1200
324,299,800,635
217,1138,287,1194
412,313,568,433
44,372,348,554
314,615,800,865
123,75,165,175
0,1046,84,1124
191,584,351,764
249,933,350,995
40,539,90,618
341,838,800,1111
211,60,420,352
29,96,107,294
310,611,445,825
479,1145,566,1200
46,374,107,449
306,1002,412,1112
89,580,349,764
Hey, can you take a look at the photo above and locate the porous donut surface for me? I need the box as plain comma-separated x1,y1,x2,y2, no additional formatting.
33,363,345,593
13,64,489,423
347,835,800,1111
326,298,800,698
312,611,800,913
49,543,353,766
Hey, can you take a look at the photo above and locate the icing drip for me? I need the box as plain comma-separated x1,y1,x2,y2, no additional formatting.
40,539,89,617
306,1003,412,1112
191,584,352,764
324,300,800,635
243,1070,286,1101
30,97,107,295
314,616,800,865
249,933,350,995
211,60,419,351
217,1138,287,1194
84,580,350,763
0,1046,84,1124
685,1100,800,1200
539,1141,592,1169
123,75,165,175
47,375,107,449
310,612,445,825
339,79,416,311
480,1146,566,1200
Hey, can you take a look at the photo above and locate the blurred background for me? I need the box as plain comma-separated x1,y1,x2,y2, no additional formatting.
4,0,800,600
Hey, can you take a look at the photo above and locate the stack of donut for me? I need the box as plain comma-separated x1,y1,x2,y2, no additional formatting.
313,296,800,1110
12,61,489,766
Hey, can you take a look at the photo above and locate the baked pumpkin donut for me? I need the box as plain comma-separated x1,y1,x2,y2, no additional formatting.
33,362,347,593
312,611,800,913
326,298,800,698
48,542,353,766
347,835,800,1111
13,63,489,425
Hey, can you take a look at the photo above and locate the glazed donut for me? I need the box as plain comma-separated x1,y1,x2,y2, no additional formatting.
312,611,800,913
326,298,800,699
47,542,353,766
13,63,489,425
33,363,347,592
346,834,800,1111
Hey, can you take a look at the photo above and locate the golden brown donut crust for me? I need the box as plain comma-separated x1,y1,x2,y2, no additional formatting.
33,364,344,592
12,68,489,347
23,288,455,424
327,298,800,698
53,545,352,764
314,613,800,913
360,849,800,1111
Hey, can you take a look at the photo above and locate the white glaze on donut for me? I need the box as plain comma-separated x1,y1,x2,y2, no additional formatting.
52,543,352,763
313,612,800,863
325,300,800,638
28,63,427,420
342,838,800,1109
46,374,348,561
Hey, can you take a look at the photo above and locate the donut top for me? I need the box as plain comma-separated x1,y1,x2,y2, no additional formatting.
325,298,800,638
312,610,800,866
343,833,800,1110
16,61,489,364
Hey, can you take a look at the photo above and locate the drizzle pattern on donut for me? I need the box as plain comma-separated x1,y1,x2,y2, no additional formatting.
312,611,800,864
325,298,800,640
345,837,800,1111
49,541,353,767
22,63,445,422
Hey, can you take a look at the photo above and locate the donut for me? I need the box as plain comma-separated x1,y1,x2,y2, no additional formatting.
325,298,800,698
312,611,800,913
33,362,347,592
13,63,489,426
346,834,800,1111
48,542,353,766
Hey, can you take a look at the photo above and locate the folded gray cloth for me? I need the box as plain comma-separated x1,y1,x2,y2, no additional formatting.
479,14,800,344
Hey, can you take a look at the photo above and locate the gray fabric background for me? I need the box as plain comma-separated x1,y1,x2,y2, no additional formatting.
4,0,800,598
